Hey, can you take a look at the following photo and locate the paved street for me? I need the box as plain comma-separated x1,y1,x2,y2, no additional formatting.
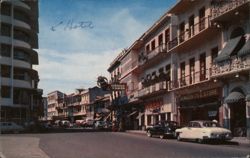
1,132,250,158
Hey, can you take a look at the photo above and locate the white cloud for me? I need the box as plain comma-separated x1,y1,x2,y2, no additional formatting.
35,8,147,96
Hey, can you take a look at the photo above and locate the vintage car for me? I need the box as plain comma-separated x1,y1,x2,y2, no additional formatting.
175,120,233,143
146,121,179,139
0,122,24,134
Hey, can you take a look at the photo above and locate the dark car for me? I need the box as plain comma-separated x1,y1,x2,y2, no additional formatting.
146,121,179,139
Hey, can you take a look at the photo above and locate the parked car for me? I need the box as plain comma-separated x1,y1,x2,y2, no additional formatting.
0,122,24,134
82,119,95,127
146,121,179,139
175,120,233,143
94,121,106,129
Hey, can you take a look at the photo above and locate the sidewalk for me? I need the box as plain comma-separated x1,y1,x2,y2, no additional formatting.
126,130,250,147
0,136,50,158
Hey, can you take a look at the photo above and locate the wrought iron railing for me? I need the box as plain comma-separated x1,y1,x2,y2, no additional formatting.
169,69,211,90
211,0,248,19
168,16,211,50
138,80,169,97
211,55,250,77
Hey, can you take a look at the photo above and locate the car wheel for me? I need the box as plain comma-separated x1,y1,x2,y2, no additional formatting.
177,134,182,141
159,135,165,139
197,138,203,144
147,131,152,137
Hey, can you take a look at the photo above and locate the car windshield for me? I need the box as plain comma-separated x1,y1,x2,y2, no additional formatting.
203,121,220,127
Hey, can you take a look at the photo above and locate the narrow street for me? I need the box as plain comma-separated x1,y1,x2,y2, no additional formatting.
1,132,249,158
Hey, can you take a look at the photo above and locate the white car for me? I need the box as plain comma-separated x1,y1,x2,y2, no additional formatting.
175,120,232,143
0,122,24,134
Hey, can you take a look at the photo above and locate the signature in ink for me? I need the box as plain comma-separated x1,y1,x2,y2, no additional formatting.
51,19,94,31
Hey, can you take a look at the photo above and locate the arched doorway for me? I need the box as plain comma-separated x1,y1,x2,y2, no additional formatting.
226,88,246,136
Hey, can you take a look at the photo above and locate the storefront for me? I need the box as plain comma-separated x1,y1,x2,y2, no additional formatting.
144,96,172,128
178,88,222,126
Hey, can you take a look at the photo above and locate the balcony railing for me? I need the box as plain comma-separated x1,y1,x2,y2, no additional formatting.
211,0,248,19
168,16,211,50
169,69,211,90
139,43,167,65
138,81,169,97
211,55,250,77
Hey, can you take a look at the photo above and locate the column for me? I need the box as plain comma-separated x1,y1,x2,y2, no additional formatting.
246,101,250,139
223,103,230,129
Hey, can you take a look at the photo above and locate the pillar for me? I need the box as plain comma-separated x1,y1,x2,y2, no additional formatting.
223,103,230,129
246,101,250,139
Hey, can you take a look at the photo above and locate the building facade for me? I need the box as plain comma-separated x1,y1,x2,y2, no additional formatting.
0,0,42,124
108,0,250,138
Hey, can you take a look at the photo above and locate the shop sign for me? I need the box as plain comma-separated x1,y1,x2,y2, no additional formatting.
180,88,219,101
145,99,163,112
208,111,217,117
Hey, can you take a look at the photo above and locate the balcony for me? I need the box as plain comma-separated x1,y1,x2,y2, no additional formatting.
168,16,215,51
169,69,211,90
211,55,250,78
138,81,169,98
211,0,249,20
139,43,168,68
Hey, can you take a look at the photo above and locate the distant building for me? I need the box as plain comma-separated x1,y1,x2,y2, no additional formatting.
47,91,65,120
0,0,42,124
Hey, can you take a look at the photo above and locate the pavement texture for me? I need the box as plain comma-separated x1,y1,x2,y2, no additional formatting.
0,136,49,158
126,130,250,148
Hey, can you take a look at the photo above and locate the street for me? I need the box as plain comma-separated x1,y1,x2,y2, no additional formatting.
1,132,250,158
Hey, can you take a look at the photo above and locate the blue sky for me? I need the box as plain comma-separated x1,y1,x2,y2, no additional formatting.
35,0,176,96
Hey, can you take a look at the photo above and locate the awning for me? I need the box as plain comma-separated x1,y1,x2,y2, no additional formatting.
246,94,250,102
127,111,137,117
238,39,250,57
224,91,245,104
215,36,243,63
136,112,144,119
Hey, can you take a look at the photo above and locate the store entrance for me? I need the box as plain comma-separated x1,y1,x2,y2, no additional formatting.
230,101,246,137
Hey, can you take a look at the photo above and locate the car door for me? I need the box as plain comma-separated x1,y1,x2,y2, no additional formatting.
180,122,193,139
191,122,202,139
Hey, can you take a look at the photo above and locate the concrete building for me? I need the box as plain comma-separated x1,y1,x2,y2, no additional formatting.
209,0,250,137
108,0,250,138
47,91,65,120
0,0,42,124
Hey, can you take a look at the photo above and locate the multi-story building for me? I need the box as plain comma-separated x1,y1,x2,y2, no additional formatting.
0,0,42,124
108,0,250,138
47,91,65,120
82,86,109,120
66,89,83,122
209,0,250,137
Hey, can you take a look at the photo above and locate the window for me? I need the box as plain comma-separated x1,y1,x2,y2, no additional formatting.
14,49,30,62
1,86,11,98
211,47,218,63
199,7,206,31
1,3,11,16
180,62,186,86
146,44,150,53
158,34,163,46
1,23,11,37
165,29,170,44
14,10,30,24
1,65,11,78
200,53,206,81
179,22,185,43
189,58,195,84
165,65,171,81
1,44,11,57
151,40,155,50
188,15,194,37
14,29,30,43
